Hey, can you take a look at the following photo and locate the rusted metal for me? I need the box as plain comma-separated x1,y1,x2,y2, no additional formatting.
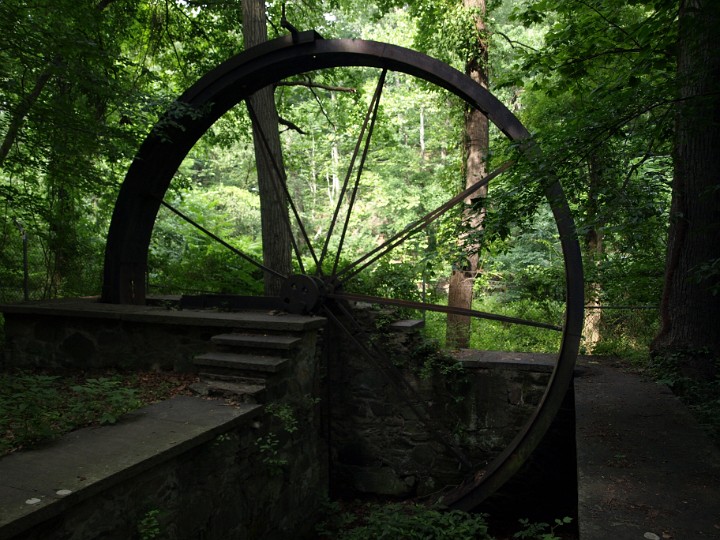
101,33,584,510
327,290,563,331
337,161,513,282
245,99,316,272
330,69,387,276
159,199,284,280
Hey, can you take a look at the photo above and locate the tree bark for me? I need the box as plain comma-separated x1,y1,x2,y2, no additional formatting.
651,0,720,377
582,152,606,353
446,0,489,349
243,0,292,295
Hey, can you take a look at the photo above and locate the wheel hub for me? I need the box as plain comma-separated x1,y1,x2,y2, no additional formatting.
279,274,325,314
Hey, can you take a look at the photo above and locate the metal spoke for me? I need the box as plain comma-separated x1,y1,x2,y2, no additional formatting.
159,199,285,280
322,301,473,469
319,69,388,273
246,99,318,272
337,161,513,282
331,69,387,275
327,290,563,331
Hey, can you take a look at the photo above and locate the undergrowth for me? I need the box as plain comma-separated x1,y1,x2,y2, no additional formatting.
423,297,563,353
648,350,720,445
316,500,573,539
0,370,194,455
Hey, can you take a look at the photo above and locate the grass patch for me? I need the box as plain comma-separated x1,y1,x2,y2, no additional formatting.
316,500,574,539
0,369,197,455
423,297,563,353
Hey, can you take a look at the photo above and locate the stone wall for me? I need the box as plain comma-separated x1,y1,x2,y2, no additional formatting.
0,298,324,373
326,306,554,499
0,299,327,540
2,398,327,540
0,298,560,533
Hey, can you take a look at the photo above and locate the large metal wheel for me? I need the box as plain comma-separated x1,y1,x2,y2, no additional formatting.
102,32,583,510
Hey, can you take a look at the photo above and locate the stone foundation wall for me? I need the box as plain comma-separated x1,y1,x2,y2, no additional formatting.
0,300,327,539
1,299,558,527
4,399,327,540
327,307,554,499
0,299,324,373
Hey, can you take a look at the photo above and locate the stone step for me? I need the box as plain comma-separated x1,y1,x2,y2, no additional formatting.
194,352,288,373
190,379,266,403
389,319,425,332
197,371,267,387
211,333,302,351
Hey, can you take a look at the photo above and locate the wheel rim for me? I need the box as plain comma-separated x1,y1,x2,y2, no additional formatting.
102,32,584,509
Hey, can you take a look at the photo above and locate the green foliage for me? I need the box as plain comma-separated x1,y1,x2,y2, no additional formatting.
412,339,466,382
318,502,493,540
0,373,62,452
590,308,659,360
148,187,264,296
514,517,573,540
265,402,299,434
69,377,140,425
317,502,574,540
137,509,162,540
648,349,720,444
0,0,674,364
255,433,287,475
0,372,141,454
424,296,563,354
255,400,308,475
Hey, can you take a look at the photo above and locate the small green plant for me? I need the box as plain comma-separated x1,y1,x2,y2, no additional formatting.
265,402,298,433
0,371,145,454
318,502,493,539
255,433,287,475
513,517,573,540
0,373,62,452
70,377,141,425
213,433,231,445
137,508,162,540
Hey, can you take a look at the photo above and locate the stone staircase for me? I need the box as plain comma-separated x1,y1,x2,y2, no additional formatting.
191,332,303,403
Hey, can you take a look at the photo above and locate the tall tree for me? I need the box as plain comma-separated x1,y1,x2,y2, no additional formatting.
242,0,292,295
652,0,720,376
498,0,677,351
446,0,489,349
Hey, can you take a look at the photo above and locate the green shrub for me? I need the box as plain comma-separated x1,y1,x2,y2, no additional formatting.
424,297,563,353
513,517,573,540
318,503,493,540
0,372,142,454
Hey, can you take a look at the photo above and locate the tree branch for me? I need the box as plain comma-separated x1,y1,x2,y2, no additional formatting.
0,0,117,167
493,30,539,52
577,0,642,48
0,67,54,167
560,47,644,69
276,80,357,93
278,116,307,135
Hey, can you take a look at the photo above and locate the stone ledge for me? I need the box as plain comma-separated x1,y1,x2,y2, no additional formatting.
0,397,262,540
0,298,326,332
455,349,557,373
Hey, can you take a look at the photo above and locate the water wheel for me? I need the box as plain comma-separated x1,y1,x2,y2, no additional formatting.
101,31,583,510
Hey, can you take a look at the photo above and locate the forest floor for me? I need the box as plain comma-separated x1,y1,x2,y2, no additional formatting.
0,368,200,455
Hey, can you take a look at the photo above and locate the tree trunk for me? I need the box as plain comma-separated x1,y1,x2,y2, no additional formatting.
651,0,720,378
243,0,292,295
446,0,489,349
582,152,606,353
